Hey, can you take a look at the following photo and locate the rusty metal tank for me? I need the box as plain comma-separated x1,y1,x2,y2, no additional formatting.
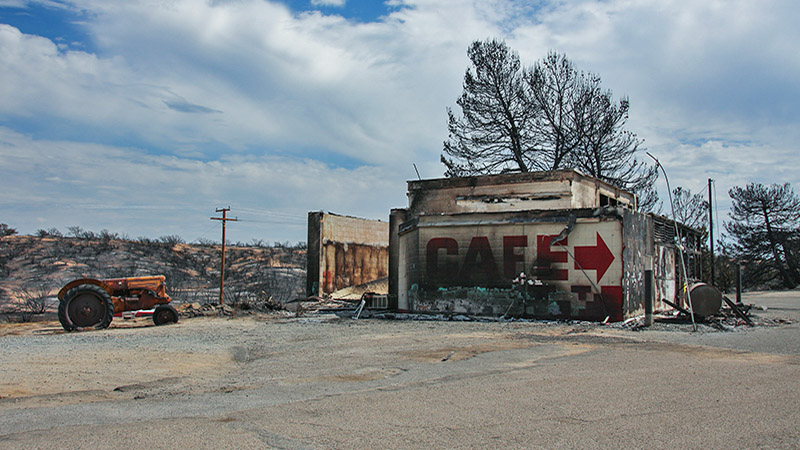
688,282,722,317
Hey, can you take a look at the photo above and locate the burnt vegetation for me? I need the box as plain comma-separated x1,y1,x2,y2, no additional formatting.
442,39,659,211
673,181,800,293
441,40,800,294
725,183,800,289
0,226,306,320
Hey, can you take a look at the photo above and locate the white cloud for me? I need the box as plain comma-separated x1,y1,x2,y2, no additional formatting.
0,127,406,242
311,0,346,6
503,0,800,215
0,1,488,166
0,25,128,118
510,0,800,118
1,0,799,240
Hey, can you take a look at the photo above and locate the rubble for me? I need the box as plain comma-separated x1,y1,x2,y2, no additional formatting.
228,293,285,313
291,297,360,317
290,289,391,318
174,290,791,335
327,278,389,301
177,302,223,317
282,300,792,335
175,302,253,317
721,295,754,326
614,300,792,332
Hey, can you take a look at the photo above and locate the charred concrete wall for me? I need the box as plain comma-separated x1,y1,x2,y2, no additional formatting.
406,170,637,217
388,208,407,306
307,212,389,297
390,171,703,321
621,211,653,318
396,208,630,321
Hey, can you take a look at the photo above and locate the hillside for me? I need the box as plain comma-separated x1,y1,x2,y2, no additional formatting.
0,235,306,308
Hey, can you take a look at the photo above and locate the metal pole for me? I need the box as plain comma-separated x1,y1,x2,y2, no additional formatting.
644,269,653,327
708,178,715,285
736,264,742,304
647,152,697,331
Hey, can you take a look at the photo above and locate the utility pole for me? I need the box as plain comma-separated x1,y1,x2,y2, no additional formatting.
211,207,238,305
708,178,715,286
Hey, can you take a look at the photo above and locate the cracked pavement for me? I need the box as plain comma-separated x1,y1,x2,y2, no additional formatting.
1,290,799,449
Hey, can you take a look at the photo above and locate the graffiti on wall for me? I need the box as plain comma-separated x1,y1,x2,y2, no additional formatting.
418,222,624,320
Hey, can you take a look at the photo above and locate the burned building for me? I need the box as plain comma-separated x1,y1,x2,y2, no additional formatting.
307,212,389,297
309,170,703,322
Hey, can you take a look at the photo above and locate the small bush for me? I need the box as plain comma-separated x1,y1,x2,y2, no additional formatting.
0,223,17,237
3,284,52,322
159,235,185,245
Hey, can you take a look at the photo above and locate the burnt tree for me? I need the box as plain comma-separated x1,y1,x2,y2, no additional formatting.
442,41,658,210
672,187,709,231
442,39,536,176
726,182,800,288
525,51,583,171
567,71,658,211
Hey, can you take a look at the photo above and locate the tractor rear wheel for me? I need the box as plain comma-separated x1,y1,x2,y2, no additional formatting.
58,284,114,331
153,304,179,325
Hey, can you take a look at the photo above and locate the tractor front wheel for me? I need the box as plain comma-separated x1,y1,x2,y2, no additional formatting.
153,304,179,326
58,284,114,331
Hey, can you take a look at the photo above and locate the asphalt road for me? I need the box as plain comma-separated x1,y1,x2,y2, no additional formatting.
1,290,799,449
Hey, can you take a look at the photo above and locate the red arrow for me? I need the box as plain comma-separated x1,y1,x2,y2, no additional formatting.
574,232,615,282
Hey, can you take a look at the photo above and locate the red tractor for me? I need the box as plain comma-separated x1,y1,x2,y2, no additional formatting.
57,275,179,331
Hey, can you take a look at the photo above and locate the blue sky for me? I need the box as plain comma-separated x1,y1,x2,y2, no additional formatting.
282,0,399,22
1,0,799,244
0,1,93,49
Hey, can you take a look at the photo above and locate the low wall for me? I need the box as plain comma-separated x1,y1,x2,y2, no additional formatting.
307,212,389,296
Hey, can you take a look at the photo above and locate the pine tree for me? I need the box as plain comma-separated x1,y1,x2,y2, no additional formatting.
726,183,800,288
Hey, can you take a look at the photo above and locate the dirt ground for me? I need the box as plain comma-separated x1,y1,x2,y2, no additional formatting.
1,291,799,449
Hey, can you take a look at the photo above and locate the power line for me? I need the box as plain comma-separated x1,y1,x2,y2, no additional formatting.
194,222,219,241
235,217,305,225
229,206,306,220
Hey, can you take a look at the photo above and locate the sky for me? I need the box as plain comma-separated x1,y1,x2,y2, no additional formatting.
1,0,798,245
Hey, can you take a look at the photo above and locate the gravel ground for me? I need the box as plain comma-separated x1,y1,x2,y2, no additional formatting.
1,290,799,449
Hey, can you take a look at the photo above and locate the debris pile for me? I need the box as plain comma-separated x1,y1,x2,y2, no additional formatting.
706,300,794,329
176,302,235,317
292,297,361,317
327,278,388,300
289,290,392,318
617,296,792,332
229,293,285,312
174,290,290,318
